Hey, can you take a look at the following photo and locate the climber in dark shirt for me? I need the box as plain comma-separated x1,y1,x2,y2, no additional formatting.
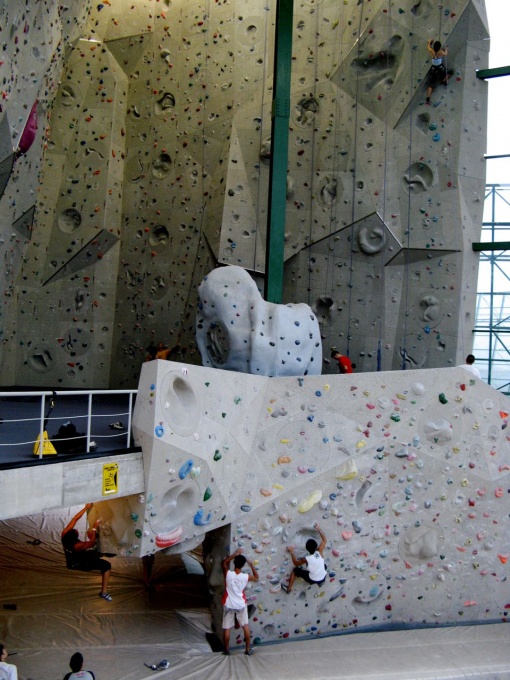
61,504,113,602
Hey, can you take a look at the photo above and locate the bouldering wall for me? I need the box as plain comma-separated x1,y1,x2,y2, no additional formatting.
0,0,488,388
130,359,510,645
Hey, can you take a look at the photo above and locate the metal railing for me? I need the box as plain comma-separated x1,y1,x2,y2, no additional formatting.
0,390,138,460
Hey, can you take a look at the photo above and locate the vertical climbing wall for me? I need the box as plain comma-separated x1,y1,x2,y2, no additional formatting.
131,359,510,645
0,0,488,388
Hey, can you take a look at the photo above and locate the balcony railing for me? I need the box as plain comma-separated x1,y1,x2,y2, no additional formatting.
0,390,138,463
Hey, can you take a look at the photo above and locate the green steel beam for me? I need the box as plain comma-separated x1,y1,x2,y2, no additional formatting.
476,66,510,79
473,241,510,252
264,0,293,304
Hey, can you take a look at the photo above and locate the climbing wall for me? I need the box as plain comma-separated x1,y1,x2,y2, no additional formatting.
0,0,488,387
130,359,510,645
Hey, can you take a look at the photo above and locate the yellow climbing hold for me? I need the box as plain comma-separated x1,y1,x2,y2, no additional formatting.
273,484,284,491
336,459,358,480
298,489,323,513
356,440,366,449
280,438,291,444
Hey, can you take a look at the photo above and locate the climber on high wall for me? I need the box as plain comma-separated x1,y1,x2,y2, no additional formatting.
425,38,453,104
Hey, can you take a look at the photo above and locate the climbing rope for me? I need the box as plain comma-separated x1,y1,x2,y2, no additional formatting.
401,8,419,370
376,0,394,372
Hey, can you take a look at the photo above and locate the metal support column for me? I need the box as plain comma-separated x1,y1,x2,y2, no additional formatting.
264,0,293,304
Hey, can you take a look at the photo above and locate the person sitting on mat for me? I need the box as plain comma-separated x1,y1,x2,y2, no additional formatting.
283,523,327,593
63,652,95,680
61,504,113,602
0,643,18,680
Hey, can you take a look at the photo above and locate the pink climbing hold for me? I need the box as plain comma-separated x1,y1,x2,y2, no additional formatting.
17,99,39,155
341,531,353,541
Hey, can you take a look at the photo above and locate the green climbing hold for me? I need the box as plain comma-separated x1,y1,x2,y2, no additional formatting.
439,393,448,404
203,486,212,501
214,450,222,461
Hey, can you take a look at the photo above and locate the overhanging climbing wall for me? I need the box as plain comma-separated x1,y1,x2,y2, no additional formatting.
0,0,488,388
127,359,510,645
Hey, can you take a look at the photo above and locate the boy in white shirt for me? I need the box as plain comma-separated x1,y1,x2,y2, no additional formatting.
283,524,327,593
221,548,258,656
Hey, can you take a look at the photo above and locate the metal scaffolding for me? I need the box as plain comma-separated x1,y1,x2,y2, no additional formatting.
473,182,510,393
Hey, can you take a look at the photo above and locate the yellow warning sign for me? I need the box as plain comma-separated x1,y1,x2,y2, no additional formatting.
102,462,119,496
33,431,57,456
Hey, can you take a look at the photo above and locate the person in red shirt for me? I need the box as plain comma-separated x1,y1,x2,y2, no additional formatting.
331,350,356,374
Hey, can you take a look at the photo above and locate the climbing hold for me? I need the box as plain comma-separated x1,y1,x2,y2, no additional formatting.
336,459,358,480
178,460,193,479
155,526,183,548
194,509,212,526
298,489,322,513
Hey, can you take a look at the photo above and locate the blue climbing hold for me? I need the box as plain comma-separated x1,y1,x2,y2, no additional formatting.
194,508,212,526
179,459,193,479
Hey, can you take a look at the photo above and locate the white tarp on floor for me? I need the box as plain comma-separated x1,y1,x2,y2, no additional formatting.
2,510,510,680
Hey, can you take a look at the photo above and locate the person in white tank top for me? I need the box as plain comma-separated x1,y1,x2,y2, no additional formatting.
283,524,327,594
426,38,450,103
